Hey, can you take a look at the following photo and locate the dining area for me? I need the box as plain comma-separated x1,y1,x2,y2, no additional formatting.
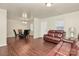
13,29,30,40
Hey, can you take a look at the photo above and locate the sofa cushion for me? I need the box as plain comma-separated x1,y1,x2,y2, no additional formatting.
48,33,54,37
74,41,79,56
58,34,63,37
75,41,79,50
54,33,63,38
70,45,77,56
77,50,79,56
45,36,61,41
48,30,55,33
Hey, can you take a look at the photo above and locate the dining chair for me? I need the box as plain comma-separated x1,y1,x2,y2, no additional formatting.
13,29,18,39
24,29,30,39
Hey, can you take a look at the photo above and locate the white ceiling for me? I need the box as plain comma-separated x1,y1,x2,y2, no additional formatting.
0,3,79,19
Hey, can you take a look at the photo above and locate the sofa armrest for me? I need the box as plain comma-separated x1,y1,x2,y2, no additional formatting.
47,41,63,56
44,34,48,36
56,42,71,56
63,39,74,44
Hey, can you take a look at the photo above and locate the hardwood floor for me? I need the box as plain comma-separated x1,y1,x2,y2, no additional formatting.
0,37,57,56
0,46,8,56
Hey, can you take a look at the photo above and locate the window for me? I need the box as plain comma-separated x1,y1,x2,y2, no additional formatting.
55,20,64,30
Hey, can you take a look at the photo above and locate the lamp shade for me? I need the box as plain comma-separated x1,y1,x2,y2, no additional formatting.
69,27,76,38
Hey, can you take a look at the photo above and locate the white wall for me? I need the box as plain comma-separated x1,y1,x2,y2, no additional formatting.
40,20,48,37
0,9,7,47
33,18,41,38
7,19,30,37
7,11,79,39
7,17,47,38
30,23,34,35
42,11,79,39
33,18,48,38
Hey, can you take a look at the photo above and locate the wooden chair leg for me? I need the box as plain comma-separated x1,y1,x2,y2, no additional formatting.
27,35,30,39
15,36,17,40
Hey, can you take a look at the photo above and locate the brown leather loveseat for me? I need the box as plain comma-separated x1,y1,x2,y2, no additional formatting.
47,41,72,56
43,30,66,44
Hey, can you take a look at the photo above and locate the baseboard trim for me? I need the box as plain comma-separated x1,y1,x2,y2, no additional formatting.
34,37,43,39
7,37,14,38
0,43,7,47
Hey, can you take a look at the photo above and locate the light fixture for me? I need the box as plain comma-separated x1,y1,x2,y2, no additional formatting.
22,12,27,19
19,11,34,22
46,3,52,7
22,21,27,24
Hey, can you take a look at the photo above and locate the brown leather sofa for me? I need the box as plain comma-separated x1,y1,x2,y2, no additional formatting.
43,30,66,43
47,39,79,56
56,42,71,56
73,41,79,56
48,41,72,56
47,41,63,56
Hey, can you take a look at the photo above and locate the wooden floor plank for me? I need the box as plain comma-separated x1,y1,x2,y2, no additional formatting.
0,37,56,56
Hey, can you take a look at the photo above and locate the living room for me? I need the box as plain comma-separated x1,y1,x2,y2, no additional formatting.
0,3,79,56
